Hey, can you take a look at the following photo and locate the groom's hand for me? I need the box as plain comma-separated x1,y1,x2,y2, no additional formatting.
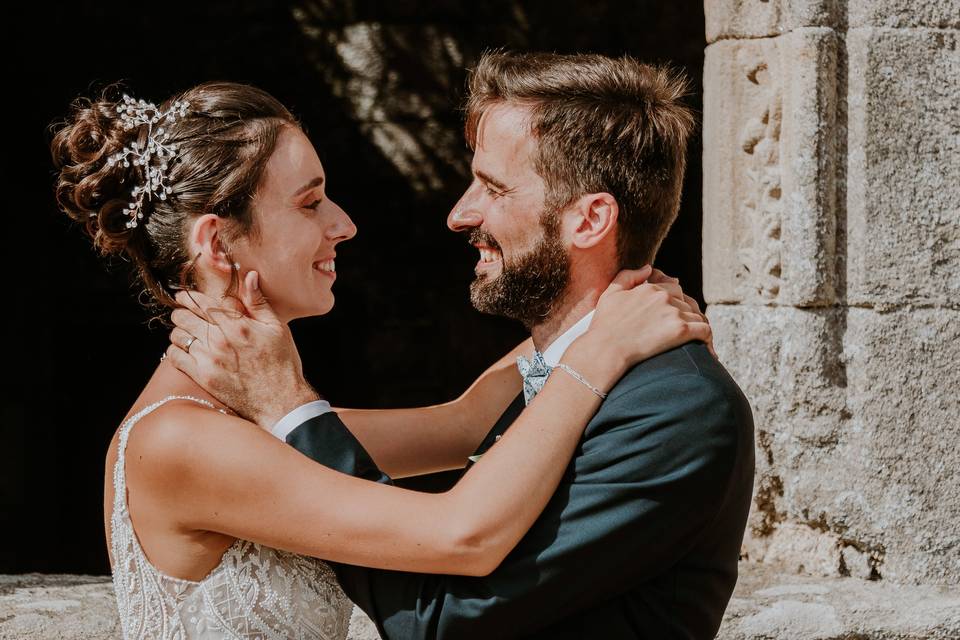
165,271,320,429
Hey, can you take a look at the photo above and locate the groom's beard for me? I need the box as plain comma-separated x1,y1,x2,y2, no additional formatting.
468,213,570,329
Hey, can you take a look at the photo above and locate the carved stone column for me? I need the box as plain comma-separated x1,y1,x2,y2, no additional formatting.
703,0,960,585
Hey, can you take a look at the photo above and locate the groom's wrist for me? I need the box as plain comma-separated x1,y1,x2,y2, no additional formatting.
254,382,322,430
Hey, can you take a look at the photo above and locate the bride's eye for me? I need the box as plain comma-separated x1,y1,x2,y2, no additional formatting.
304,198,323,211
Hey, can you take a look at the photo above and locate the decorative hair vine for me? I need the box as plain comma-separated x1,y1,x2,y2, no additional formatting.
107,95,190,229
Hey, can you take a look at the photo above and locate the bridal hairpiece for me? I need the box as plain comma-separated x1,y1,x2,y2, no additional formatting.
107,95,190,229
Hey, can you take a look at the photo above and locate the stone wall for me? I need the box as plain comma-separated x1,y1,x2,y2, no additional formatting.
703,0,960,585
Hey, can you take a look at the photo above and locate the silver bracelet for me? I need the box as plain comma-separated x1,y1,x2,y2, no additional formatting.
554,364,608,400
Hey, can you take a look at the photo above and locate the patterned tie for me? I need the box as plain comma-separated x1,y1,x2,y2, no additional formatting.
516,351,553,405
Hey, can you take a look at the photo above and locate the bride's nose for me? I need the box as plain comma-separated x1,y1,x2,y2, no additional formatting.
326,200,357,242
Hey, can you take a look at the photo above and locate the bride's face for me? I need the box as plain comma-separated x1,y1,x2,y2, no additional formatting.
232,127,356,322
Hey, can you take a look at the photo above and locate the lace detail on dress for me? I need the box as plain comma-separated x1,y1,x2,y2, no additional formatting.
111,395,352,640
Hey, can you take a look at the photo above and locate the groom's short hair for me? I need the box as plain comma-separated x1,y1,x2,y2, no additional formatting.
465,51,695,268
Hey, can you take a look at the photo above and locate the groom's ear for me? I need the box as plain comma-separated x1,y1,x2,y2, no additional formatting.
568,192,619,250
188,214,235,275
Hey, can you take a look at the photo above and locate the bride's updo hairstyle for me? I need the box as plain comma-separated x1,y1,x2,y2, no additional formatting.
51,81,299,314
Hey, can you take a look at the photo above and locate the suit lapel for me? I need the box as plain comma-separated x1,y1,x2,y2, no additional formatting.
462,392,525,473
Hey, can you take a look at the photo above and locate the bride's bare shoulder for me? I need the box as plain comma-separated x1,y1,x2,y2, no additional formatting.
123,400,264,489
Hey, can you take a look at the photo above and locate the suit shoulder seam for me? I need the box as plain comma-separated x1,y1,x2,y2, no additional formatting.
680,344,705,376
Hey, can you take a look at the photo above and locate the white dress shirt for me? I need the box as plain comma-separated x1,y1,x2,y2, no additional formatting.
270,399,333,441
540,310,595,366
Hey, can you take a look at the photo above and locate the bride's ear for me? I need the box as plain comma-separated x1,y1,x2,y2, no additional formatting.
188,214,234,275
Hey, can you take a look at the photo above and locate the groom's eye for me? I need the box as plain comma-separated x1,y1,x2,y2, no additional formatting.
484,185,503,199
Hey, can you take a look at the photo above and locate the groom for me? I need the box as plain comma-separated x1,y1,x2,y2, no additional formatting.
170,52,754,639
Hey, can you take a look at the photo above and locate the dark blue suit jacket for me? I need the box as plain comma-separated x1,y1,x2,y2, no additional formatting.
287,342,754,639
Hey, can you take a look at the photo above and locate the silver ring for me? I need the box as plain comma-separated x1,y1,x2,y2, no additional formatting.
184,335,197,353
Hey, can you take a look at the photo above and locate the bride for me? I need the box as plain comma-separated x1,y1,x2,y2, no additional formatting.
51,81,711,639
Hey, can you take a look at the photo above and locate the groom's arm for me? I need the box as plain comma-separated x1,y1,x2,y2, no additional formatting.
284,411,392,485
327,338,530,478
286,353,753,639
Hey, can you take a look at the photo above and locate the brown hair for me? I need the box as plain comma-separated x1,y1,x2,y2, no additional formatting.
50,81,299,316
465,51,695,267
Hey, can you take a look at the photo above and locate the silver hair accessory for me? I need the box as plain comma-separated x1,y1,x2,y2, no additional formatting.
107,95,190,229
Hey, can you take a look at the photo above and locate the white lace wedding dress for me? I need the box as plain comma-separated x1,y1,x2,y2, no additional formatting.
110,395,353,639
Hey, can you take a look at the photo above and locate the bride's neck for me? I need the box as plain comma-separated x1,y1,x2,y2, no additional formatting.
131,356,233,416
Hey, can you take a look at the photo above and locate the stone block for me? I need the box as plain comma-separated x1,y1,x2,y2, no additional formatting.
849,0,960,29
846,28,960,307
704,28,839,306
705,0,838,42
706,0,960,38
709,305,960,584
708,304,851,575
717,562,960,639
842,307,960,584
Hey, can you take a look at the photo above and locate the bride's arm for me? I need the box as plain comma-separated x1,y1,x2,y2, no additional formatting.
333,337,531,478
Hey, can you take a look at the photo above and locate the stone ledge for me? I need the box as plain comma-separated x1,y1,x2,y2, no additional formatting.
0,573,379,640
717,562,960,640
3,565,959,639
0,574,119,640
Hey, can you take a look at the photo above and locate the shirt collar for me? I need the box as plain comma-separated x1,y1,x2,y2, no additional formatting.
541,310,595,367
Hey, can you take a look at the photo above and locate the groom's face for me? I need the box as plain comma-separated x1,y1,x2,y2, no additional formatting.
447,103,570,326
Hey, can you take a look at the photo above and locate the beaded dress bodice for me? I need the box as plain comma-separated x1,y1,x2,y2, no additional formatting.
110,396,352,639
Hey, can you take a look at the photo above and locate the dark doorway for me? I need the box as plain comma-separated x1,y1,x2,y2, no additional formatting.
4,0,704,574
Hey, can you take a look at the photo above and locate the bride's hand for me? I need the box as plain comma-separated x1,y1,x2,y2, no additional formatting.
645,267,715,358
564,266,712,392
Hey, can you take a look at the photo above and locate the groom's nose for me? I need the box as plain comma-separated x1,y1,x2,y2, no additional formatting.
447,205,482,232
447,179,487,231
447,190,483,231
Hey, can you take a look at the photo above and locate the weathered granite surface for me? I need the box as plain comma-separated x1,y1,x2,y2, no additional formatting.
717,562,960,639
845,27,960,307
0,574,119,640
0,573,380,640
703,0,960,590
708,304,960,585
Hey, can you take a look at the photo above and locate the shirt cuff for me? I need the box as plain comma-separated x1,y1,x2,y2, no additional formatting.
270,400,333,441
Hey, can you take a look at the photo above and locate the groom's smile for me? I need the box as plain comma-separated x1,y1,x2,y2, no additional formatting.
470,229,504,276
